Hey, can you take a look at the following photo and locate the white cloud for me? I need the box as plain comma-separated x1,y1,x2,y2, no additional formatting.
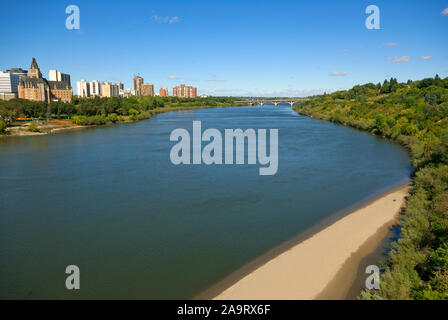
386,56,410,63
380,42,398,47
167,75,179,80
169,16,180,24
207,78,225,82
420,56,432,61
343,46,362,52
152,15,180,24
441,8,448,15
329,72,347,76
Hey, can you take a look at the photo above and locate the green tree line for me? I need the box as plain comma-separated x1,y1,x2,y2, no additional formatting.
0,96,241,131
295,75,448,300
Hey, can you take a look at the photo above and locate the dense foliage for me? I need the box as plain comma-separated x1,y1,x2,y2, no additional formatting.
0,119,7,134
296,75,448,300
0,96,241,128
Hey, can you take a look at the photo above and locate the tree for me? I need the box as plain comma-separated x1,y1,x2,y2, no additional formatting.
0,119,7,134
425,94,437,106
380,79,390,94
390,77,399,92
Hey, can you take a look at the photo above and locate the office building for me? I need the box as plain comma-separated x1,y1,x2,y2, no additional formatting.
141,83,154,97
133,75,143,96
159,88,169,97
111,83,119,97
0,69,27,100
76,80,90,98
100,82,119,97
173,84,197,98
89,80,101,96
49,69,71,85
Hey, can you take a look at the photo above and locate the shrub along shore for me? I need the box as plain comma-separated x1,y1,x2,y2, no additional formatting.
0,96,244,135
295,75,448,300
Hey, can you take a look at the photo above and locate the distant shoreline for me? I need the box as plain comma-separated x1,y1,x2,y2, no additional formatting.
197,182,410,300
0,104,244,139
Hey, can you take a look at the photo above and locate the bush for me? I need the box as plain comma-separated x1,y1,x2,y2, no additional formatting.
0,119,7,134
27,122,40,132
71,115,108,126
107,113,119,123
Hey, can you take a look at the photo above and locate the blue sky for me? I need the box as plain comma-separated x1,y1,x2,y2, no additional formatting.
1,0,447,97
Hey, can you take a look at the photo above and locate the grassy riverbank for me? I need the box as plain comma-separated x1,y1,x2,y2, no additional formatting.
0,96,244,137
295,75,448,300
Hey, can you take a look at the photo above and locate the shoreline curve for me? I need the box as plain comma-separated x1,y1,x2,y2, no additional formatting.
197,182,410,300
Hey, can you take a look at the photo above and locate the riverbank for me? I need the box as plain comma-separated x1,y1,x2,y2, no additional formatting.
293,79,448,300
3,121,87,137
212,183,409,300
0,104,240,138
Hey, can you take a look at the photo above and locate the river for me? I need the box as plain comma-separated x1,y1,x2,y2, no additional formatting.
0,105,412,299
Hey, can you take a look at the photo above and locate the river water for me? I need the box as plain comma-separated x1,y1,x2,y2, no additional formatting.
0,105,411,299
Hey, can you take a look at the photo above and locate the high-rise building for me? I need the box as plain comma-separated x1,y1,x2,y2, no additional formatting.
49,69,71,85
188,86,197,98
133,75,143,96
0,69,27,100
5,68,27,77
100,82,119,97
173,84,197,98
117,82,124,91
111,83,119,97
159,88,169,97
100,82,112,98
76,80,90,98
141,83,154,97
89,80,101,96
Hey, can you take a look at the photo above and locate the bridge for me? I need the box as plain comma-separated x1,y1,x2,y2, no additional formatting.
235,98,308,107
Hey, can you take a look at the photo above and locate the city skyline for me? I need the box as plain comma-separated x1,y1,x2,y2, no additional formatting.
75,75,198,98
0,58,73,103
0,0,447,97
